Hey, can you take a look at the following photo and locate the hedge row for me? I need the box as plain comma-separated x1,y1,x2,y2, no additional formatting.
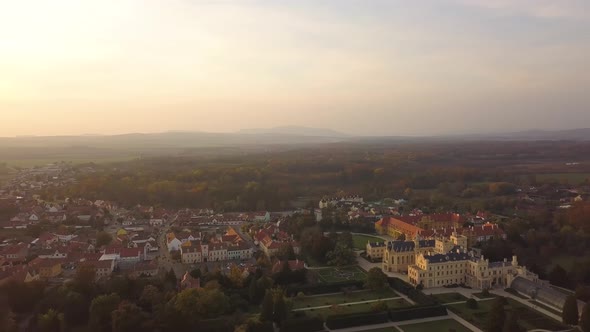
286,280,363,296
325,311,389,329
387,277,436,306
281,317,325,332
389,305,447,322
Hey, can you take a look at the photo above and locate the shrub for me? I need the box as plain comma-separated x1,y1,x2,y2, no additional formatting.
466,298,478,309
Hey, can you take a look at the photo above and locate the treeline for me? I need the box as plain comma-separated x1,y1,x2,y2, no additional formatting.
36,141,590,211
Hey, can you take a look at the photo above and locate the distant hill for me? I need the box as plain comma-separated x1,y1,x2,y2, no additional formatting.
468,128,590,141
237,126,349,137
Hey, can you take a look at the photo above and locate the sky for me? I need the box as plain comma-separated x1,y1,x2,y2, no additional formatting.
1,0,589,137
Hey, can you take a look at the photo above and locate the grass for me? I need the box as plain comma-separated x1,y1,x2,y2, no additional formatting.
472,292,497,299
430,292,469,304
292,288,398,309
529,300,562,316
352,234,385,250
400,319,473,332
301,298,412,319
447,297,568,332
315,265,367,283
535,172,590,185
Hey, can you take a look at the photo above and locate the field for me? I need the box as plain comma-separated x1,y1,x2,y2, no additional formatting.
400,319,473,332
447,298,568,331
315,266,367,283
430,292,468,304
535,172,590,184
292,288,398,309
352,234,385,250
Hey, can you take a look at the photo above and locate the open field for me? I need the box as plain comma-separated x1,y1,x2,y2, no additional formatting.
400,319,473,332
315,265,367,283
292,288,398,309
534,172,590,184
430,292,468,304
352,234,385,250
302,298,411,319
448,298,568,331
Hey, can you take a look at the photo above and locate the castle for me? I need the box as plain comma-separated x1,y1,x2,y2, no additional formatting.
367,231,537,290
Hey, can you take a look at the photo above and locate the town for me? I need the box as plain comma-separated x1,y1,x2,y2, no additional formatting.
1,162,589,332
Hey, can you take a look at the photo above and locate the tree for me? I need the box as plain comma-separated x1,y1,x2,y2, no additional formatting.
371,300,389,312
338,232,354,249
89,293,121,332
549,265,570,288
248,277,259,304
326,242,356,266
273,291,288,325
0,301,17,332
503,311,522,332
139,285,162,313
563,295,579,325
189,268,201,279
365,267,388,291
96,231,113,247
164,268,177,291
228,265,244,288
277,243,296,260
488,297,506,332
466,298,478,309
112,301,150,332
38,309,64,332
260,290,274,322
581,302,590,332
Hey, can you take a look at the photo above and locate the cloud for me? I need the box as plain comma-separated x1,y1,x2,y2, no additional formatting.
454,0,590,20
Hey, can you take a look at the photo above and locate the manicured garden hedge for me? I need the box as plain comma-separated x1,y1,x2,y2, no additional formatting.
387,277,436,305
389,305,448,322
286,280,363,296
281,317,325,332
325,311,390,329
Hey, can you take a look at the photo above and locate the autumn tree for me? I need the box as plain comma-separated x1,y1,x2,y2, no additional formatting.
260,290,274,322
88,293,121,332
96,231,113,247
112,301,151,332
38,309,64,332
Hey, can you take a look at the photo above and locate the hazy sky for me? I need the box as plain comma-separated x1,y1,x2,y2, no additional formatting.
1,0,589,137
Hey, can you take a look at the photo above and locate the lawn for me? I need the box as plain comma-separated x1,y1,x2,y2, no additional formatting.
430,292,468,304
400,319,473,332
301,298,412,319
472,292,497,299
529,300,562,316
352,234,386,250
315,265,367,283
292,288,398,309
447,298,568,331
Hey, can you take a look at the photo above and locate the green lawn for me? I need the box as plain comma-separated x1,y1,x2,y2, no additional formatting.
529,300,562,316
430,292,469,304
302,298,412,319
292,288,398,309
400,319,473,332
472,292,497,299
352,234,386,250
448,298,568,332
315,265,367,283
